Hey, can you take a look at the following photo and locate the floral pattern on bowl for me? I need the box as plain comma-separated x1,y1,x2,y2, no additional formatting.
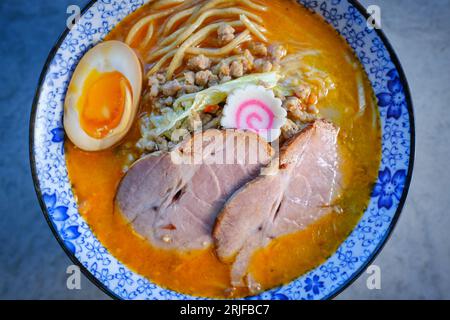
30,0,414,300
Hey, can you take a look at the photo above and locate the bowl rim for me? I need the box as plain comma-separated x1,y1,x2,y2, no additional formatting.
29,0,415,300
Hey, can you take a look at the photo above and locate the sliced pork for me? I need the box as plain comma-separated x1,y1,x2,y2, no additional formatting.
213,120,341,291
116,129,274,251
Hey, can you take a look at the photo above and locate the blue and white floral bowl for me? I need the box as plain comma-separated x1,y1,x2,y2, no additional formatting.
30,0,414,300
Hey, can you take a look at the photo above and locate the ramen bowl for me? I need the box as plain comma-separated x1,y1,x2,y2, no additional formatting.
30,0,414,300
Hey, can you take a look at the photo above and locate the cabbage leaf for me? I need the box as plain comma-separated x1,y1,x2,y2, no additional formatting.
147,72,281,136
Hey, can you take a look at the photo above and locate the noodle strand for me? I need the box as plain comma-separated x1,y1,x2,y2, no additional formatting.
239,14,267,42
126,9,176,45
140,23,155,49
147,49,177,76
126,0,196,46
186,30,251,56
158,27,186,46
197,0,267,14
152,0,185,10
162,7,197,35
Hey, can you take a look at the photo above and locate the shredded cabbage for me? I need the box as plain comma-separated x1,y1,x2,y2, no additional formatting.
148,72,281,136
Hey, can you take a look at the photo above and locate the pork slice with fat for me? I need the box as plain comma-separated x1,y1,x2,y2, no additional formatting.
213,120,341,290
116,129,274,251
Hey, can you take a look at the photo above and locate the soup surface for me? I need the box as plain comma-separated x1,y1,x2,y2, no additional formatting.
65,0,381,298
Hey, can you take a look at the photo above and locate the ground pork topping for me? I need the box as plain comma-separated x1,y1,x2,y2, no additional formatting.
183,71,195,86
243,49,254,69
215,61,230,78
230,60,244,78
283,97,319,122
294,84,312,101
248,42,268,57
149,84,159,97
208,74,219,86
254,58,273,73
187,54,211,71
283,97,304,113
217,23,235,43
195,70,213,87
161,80,182,96
268,44,287,62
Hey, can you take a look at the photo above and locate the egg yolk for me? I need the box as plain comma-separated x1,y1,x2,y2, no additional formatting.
79,69,131,139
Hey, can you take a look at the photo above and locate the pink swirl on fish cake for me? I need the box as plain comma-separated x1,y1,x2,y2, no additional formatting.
235,99,275,133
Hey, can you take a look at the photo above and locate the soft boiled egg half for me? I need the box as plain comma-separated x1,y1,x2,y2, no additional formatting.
64,40,142,151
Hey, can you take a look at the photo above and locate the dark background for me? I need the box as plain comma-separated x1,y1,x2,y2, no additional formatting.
0,0,449,299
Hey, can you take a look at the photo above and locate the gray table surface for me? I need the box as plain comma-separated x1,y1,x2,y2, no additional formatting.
0,0,449,300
